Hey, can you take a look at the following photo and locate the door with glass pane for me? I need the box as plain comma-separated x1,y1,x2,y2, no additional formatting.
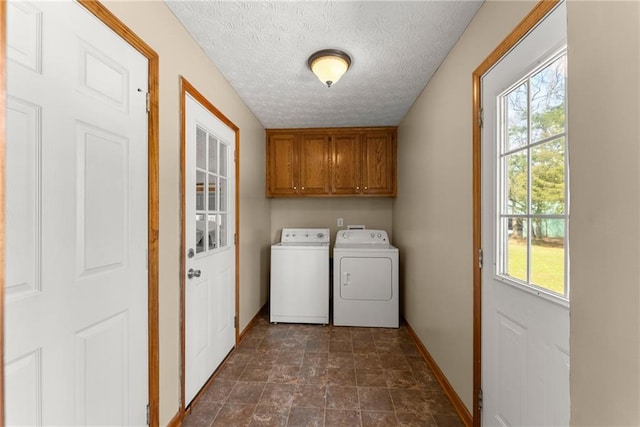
184,93,236,406
481,2,569,425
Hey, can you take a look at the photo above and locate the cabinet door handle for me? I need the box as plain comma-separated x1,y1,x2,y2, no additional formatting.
301,186,305,190
293,186,297,190
364,186,368,190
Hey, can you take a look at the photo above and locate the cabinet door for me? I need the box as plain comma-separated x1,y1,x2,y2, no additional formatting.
267,133,298,196
331,133,362,194
299,134,330,195
362,130,396,195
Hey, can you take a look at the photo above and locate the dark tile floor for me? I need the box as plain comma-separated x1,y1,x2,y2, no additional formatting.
183,313,464,427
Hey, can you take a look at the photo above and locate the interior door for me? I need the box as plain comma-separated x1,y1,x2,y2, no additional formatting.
5,0,149,424
481,3,569,426
184,93,236,406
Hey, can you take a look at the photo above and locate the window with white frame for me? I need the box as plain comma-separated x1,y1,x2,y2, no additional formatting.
195,126,230,254
497,49,569,298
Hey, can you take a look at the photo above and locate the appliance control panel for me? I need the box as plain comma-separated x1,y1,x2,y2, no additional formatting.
280,228,330,244
335,229,390,245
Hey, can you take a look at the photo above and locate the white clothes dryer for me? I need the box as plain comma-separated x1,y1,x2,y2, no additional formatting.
270,228,330,324
333,229,399,328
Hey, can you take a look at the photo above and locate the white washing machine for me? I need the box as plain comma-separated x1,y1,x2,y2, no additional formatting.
270,228,330,324
333,229,399,328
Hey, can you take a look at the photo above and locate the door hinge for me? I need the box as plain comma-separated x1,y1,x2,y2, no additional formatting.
146,403,150,425
137,88,150,113
234,315,238,328
478,388,483,412
234,233,237,245
478,248,484,269
479,107,484,128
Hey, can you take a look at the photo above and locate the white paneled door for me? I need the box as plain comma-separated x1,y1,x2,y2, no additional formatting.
5,1,149,425
481,3,569,426
184,93,236,406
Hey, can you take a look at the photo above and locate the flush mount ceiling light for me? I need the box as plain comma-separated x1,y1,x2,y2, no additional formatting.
308,49,351,88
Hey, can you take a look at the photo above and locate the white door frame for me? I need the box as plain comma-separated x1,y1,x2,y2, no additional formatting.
0,1,160,424
179,77,240,411
471,1,562,424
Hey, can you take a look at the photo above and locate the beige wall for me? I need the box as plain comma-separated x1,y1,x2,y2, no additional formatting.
394,0,536,410
102,1,270,424
567,1,640,425
270,198,393,245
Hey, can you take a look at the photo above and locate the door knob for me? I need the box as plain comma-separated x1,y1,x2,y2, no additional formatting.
187,268,201,279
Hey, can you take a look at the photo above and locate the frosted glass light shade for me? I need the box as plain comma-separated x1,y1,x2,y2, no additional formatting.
308,49,351,87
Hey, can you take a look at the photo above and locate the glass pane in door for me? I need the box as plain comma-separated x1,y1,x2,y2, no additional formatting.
196,171,205,211
196,127,206,170
504,151,528,215
219,214,227,248
219,143,228,177
505,83,528,151
531,138,565,215
530,56,566,141
208,173,216,211
531,218,565,294
504,217,527,282
196,213,205,254
207,213,217,250
219,177,227,211
208,134,218,174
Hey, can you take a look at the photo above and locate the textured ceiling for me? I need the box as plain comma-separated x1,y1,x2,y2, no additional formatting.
165,1,483,129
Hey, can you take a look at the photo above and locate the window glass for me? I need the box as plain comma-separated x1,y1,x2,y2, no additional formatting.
195,125,230,253
504,151,528,215
208,135,218,174
498,50,568,298
506,83,528,151
196,127,206,170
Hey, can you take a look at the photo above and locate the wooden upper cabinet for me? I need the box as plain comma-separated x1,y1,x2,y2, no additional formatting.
299,134,330,195
266,127,396,197
331,133,362,194
362,130,396,195
267,133,298,196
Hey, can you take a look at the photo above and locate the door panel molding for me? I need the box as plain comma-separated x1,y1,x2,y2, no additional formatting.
179,76,240,415
1,1,159,424
471,1,560,425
